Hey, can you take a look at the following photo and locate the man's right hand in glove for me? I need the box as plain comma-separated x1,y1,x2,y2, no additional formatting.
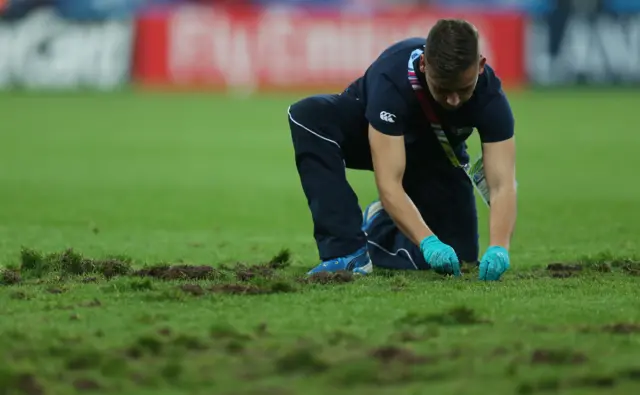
420,235,461,276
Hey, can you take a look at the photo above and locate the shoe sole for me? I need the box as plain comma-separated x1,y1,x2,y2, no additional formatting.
307,258,373,276
353,260,373,275
307,266,371,275
362,201,384,234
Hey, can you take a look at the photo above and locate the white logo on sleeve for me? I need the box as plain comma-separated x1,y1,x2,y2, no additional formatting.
379,111,396,123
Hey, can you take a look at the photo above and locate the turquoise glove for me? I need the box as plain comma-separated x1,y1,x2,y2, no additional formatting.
479,246,510,281
420,235,461,276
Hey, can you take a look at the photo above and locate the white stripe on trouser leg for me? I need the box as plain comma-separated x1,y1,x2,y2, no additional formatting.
366,240,419,270
287,106,346,167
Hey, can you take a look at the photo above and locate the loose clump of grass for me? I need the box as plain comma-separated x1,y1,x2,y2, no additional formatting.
220,248,292,282
577,251,640,268
301,271,355,285
1,269,21,285
546,252,640,278
133,263,221,281
19,247,133,280
13,247,302,297
268,249,291,269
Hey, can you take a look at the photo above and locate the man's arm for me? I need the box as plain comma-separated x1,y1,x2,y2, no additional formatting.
482,136,517,250
368,124,433,245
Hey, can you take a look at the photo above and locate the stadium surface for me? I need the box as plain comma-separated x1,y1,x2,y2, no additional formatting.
1,89,639,394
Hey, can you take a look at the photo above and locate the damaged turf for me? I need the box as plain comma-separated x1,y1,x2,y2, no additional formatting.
134,264,220,281
207,281,297,296
396,306,491,327
221,249,291,282
13,247,296,285
545,252,640,278
1,269,21,285
602,323,640,334
302,271,355,284
20,247,133,279
369,346,433,365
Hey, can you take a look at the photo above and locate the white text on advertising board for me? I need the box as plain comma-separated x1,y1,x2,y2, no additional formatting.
167,7,493,88
0,8,133,90
527,14,640,84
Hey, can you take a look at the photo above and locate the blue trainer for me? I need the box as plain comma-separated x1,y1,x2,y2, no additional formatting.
307,246,373,276
362,199,384,235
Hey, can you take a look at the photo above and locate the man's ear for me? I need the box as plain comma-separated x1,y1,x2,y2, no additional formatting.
479,56,486,74
419,54,426,73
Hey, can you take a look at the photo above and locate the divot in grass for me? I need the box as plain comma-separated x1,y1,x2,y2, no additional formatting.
179,284,205,296
545,252,640,279
370,345,434,365
1,269,21,285
208,281,298,296
602,323,640,334
20,247,133,279
576,322,640,334
209,284,270,295
224,248,291,281
301,270,355,284
133,264,220,281
546,263,583,278
65,350,104,371
396,306,491,327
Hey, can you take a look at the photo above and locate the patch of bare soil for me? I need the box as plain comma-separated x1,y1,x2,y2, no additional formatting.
133,265,219,281
1,269,21,285
546,254,640,278
546,263,583,278
301,271,355,284
225,249,291,282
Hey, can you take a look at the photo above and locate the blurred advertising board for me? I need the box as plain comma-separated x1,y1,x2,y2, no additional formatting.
54,0,187,21
526,2,640,86
132,5,526,92
0,5,134,90
430,0,554,15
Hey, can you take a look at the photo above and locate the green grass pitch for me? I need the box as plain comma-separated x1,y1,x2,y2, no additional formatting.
1,88,639,395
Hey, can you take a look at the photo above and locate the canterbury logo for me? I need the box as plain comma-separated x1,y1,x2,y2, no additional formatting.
379,111,396,123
